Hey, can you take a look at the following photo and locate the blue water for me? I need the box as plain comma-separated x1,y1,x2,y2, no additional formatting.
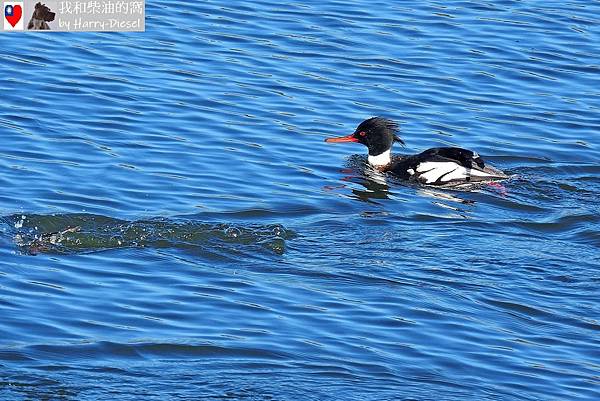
1,1,599,400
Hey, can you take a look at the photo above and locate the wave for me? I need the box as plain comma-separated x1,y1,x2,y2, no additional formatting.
1,213,293,256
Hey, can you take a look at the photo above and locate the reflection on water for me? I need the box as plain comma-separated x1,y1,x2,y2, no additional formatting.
336,154,484,210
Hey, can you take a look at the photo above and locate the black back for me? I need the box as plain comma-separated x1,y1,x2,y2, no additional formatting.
391,147,491,182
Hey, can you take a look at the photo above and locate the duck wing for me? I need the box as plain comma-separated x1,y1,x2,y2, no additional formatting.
391,147,507,186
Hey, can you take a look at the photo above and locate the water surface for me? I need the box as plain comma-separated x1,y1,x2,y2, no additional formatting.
1,1,599,400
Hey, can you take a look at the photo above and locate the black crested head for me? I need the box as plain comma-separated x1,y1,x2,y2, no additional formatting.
324,117,404,157
352,117,404,156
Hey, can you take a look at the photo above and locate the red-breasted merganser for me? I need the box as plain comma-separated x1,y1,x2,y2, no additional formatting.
325,117,508,186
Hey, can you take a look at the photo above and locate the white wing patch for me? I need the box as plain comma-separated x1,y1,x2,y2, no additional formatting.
415,162,492,183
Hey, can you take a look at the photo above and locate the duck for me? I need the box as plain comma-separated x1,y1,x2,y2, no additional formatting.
325,117,508,186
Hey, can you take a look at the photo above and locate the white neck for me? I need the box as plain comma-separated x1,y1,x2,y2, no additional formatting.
368,149,391,167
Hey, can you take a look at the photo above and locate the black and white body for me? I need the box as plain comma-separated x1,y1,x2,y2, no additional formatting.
325,117,508,187
27,2,55,30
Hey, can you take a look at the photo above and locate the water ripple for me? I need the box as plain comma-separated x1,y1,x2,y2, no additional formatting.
4,213,292,256
1,1,600,400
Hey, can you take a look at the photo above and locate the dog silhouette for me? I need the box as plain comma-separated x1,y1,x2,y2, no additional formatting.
27,2,55,30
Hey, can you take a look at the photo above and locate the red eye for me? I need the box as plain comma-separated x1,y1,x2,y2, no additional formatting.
359,131,366,137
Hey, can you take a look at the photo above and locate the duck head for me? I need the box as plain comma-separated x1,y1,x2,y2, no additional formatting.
325,117,404,167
